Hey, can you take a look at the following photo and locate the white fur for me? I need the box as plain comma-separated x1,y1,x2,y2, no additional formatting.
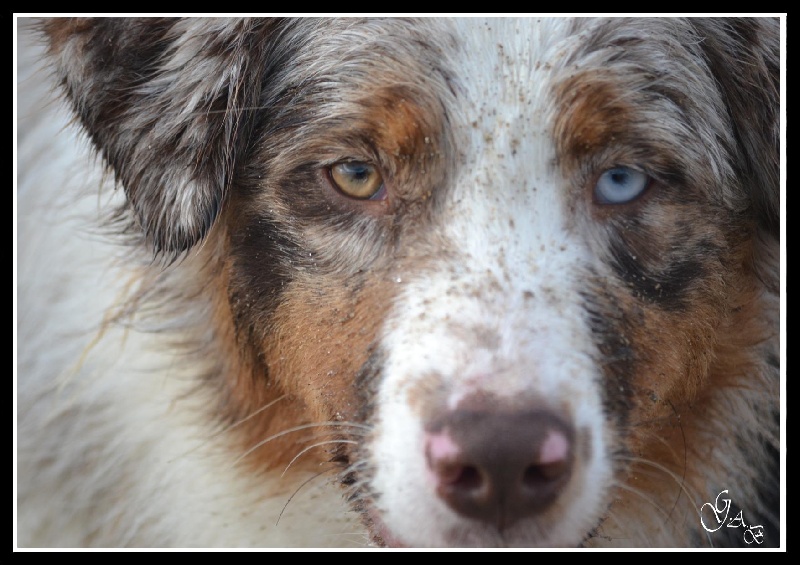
372,20,611,547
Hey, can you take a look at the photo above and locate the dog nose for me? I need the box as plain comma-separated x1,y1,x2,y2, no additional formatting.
424,407,574,530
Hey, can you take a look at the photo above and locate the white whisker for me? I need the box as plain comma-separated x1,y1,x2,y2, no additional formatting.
281,439,359,478
233,421,370,467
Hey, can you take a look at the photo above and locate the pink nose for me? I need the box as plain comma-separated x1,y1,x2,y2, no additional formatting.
424,407,574,530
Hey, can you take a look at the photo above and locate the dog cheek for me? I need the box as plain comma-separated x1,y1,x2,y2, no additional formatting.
263,275,393,425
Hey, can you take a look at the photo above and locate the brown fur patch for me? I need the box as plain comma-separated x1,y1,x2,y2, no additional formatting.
594,235,778,546
554,73,634,169
230,271,394,474
361,86,433,159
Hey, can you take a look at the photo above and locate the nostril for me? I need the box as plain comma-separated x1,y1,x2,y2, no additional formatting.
448,464,483,491
425,434,484,490
526,429,571,483
523,459,569,484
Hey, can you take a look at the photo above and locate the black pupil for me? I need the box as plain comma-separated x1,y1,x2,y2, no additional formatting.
610,170,628,184
345,163,370,181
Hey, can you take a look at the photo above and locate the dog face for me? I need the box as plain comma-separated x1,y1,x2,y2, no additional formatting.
21,17,780,547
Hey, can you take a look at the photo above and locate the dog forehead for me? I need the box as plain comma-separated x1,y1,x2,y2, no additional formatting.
448,18,579,102
438,19,596,208
433,20,586,249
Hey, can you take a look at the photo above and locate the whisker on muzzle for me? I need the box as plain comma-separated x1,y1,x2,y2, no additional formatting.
233,421,371,467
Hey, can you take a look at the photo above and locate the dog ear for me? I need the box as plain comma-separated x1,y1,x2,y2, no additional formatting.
41,18,268,257
693,18,781,238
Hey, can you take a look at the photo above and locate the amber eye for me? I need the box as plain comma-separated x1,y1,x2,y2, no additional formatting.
329,161,386,200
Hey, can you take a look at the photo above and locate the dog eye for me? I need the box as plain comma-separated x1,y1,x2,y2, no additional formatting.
594,167,650,205
328,161,386,200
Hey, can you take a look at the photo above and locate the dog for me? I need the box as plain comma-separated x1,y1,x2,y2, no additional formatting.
16,16,782,548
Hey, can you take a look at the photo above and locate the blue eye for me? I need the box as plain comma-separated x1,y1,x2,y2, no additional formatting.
594,167,650,205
